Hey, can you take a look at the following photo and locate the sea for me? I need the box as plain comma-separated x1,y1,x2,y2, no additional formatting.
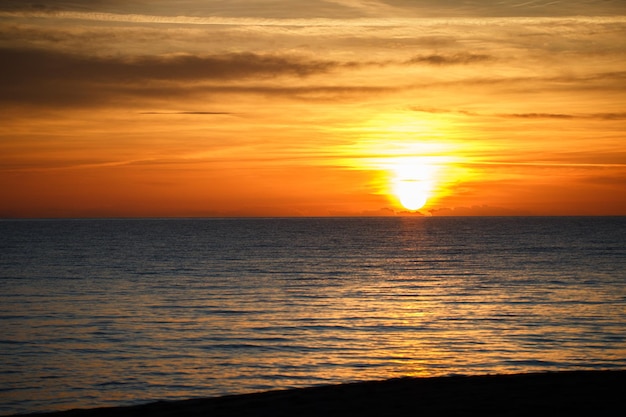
1,217,625,415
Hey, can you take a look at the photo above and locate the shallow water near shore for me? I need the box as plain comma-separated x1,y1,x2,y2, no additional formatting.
1,217,625,415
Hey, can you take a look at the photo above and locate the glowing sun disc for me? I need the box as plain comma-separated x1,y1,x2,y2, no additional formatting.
395,180,429,211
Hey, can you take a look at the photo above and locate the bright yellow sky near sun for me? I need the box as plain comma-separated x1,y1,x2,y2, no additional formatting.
1,1,625,217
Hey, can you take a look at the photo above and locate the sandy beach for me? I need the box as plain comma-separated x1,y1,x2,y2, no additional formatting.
25,370,624,417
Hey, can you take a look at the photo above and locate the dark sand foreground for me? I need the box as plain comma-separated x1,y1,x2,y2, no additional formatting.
28,370,625,416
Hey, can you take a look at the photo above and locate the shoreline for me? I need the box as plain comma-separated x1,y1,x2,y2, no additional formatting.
24,370,626,416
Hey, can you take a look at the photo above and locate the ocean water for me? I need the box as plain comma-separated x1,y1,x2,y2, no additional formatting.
1,217,625,415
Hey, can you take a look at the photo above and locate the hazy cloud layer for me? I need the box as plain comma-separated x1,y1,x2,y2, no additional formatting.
504,112,626,120
411,107,626,121
139,111,234,115
406,53,492,65
0,47,351,106
0,48,336,82
2,0,625,17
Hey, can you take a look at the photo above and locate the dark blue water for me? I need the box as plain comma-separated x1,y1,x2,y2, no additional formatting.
1,217,625,415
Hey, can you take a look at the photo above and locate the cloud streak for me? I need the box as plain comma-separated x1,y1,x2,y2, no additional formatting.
501,113,626,120
0,47,353,107
3,0,626,18
406,53,492,65
411,108,626,121
0,48,336,82
139,111,234,115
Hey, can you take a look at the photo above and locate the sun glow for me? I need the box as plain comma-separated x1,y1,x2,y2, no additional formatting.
391,158,437,211
332,112,471,213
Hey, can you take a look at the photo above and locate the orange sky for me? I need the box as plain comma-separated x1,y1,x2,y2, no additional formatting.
1,1,625,217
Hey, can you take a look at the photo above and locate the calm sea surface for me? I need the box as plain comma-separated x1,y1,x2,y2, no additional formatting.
1,217,625,415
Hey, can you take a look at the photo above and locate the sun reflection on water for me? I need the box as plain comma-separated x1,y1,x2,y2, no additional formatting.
3,218,625,415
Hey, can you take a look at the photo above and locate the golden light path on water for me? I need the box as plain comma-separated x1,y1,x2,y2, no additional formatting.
3,217,626,415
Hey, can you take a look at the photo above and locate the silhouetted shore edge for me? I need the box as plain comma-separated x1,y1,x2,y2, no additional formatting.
24,370,626,417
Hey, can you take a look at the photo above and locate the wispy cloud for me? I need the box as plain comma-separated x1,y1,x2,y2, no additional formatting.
0,48,336,82
0,47,350,107
503,113,574,119
501,112,626,120
411,108,626,121
406,53,493,65
4,0,625,18
139,111,234,115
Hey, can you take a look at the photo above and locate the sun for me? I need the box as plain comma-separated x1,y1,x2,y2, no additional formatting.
395,180,429,210
391,158,436,211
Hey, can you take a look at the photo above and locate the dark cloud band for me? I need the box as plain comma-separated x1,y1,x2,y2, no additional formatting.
406,53,492,65
0,47,341,107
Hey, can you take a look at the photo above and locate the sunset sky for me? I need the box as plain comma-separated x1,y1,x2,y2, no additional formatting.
1,0,625,217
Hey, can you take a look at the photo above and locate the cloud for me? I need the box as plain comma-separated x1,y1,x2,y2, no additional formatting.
380,0,626,17
581,171,626,187
429,205,533,216
501,112,626,120
0,47,335,82
0,1,393,20
5,0,625,18
595,113,626,120
410,107,479,116
0,47,351,107
503,113,574,119
411,107,626,121
139,111,234,115
405,52,492,65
